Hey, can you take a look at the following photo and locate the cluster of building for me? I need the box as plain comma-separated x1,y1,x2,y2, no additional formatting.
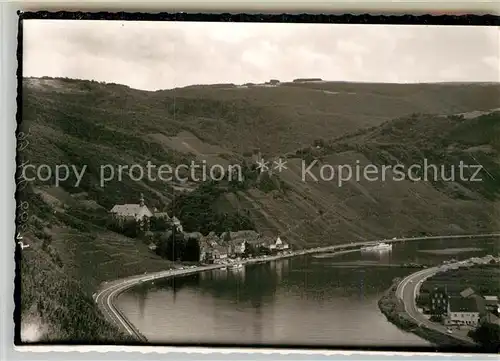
199,231,290,264
429,286,499,328
109,193,183,234
236,78,325,89
425,255,500,329
108,194,291,262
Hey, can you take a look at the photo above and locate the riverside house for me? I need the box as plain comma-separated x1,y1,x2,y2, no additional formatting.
212,245,228,261
446,297,480,327
198,232,231,263
269,236,289,251
198,231,291,264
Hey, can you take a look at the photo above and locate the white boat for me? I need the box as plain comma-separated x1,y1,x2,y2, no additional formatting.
361,242,392,252
220,267,227,271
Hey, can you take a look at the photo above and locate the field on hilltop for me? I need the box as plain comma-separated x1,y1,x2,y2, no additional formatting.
18,76,500,342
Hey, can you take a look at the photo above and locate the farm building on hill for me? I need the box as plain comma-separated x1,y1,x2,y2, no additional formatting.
109,193,153,232
292,78,323,83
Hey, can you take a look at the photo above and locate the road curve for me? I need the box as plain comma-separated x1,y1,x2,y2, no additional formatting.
95,264,224,340
96,232,500,341
396,265,477,345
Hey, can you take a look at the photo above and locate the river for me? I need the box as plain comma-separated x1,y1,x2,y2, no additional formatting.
116,237,499,347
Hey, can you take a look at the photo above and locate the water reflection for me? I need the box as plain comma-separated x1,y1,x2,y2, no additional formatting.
133,283,149,318
116,237,499,346
360,249,392,263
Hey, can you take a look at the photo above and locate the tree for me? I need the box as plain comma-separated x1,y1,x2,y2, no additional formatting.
155,231,172,259
258,245,271,255
170,181,255,234
170,228,186,261
468,323,500,352
416,293,428,308
222,231,231,243
243,241,257,257
150,216,169,232
121,220,138,238
184,236,200,262
155,227,186,261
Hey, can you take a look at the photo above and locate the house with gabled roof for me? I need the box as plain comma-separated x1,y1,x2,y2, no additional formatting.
109,194,153,232
460,287,475,298
212,244,228,261
446,297,480,326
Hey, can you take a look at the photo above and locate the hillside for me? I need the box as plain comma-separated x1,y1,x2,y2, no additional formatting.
18,77,500,342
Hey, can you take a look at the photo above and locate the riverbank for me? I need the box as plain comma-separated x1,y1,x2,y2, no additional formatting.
97,233,500,341
378,278,475,348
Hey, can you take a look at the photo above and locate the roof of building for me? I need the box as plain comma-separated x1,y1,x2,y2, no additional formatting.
199,238,212,250
449,297,479,313
110,204,153,218
212,245,228,255
460,287,476,298
154,212,171,219
484,295,499,302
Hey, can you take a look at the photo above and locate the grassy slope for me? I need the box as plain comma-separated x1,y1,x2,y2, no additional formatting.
18,188,174,343
18,77,500,342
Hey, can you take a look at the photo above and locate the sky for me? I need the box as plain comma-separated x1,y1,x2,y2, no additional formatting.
23,20,499,91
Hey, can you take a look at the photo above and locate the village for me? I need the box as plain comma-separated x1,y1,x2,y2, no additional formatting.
418,255,500,338
108,193,291,265
103,193,500,346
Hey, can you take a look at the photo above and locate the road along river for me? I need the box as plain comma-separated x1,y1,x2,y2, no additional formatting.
99,233,500,346
396,264,476,345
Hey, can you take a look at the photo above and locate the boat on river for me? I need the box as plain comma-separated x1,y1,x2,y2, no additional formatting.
361,242,393,252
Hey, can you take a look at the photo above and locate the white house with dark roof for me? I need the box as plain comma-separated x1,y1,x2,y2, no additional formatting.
110,194,153,231
276,236,289,249
212,244,228,261
446,297,480,326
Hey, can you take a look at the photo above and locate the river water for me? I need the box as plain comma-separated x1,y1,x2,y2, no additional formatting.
116,237,499,347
